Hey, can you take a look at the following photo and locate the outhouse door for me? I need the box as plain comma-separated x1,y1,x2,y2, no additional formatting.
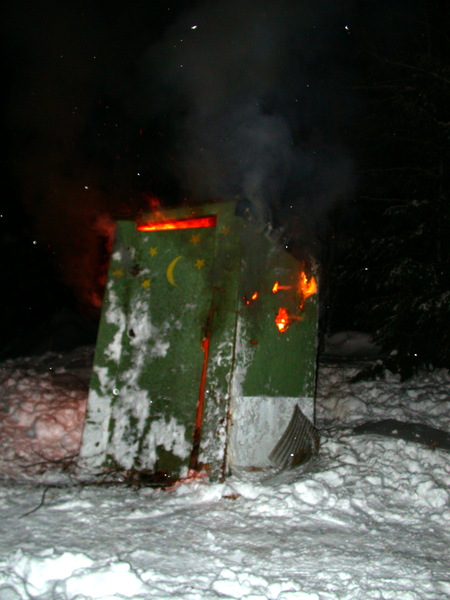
92,217,220,476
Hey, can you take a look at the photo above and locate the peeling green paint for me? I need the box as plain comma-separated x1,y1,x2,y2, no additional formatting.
79,201,319,480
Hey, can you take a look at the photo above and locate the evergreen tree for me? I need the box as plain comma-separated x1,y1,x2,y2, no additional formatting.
329,5,450,378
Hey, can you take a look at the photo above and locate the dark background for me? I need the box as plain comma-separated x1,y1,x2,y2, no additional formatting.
1,0,449,378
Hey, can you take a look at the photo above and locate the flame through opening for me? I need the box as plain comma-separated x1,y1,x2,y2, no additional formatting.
298,271,317,301
137,215,217,231
272,281,292,293
273,271,317,334
243,271,317,333
275,307,290,333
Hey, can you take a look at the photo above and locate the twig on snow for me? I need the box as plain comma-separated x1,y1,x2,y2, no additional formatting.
19,486,52,518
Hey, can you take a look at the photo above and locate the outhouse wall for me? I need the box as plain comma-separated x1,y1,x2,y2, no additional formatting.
79,201,318,480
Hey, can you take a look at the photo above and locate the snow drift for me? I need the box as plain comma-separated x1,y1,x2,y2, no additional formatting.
0,344,449,599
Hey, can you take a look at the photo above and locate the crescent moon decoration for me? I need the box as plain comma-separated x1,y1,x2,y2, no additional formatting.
166,255,182,287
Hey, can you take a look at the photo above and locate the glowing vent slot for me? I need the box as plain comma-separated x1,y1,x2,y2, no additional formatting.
137,215,217,231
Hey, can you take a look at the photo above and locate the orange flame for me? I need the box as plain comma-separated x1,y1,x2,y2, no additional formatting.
273,272,317,333
272,281,292,293
275,307,290,333
298,271,317,300
243,291,259,305
137,215,217,231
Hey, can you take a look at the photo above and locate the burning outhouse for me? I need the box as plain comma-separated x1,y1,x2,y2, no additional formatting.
79,201,319,480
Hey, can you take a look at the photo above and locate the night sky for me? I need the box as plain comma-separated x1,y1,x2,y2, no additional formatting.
1,0,445,362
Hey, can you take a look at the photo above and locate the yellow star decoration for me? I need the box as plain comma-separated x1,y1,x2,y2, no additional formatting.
220,225,230,235
149,247,158,257
112,268,124,278
141,279,151,289
190,234,201,245
194,259,205,270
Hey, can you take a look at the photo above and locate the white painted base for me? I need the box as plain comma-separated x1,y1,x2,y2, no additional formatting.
227,396,314,469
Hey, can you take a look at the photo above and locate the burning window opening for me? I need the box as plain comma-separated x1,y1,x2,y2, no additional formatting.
137,215,217,231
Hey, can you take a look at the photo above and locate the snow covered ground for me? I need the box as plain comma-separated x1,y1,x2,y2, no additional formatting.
0,343,449,600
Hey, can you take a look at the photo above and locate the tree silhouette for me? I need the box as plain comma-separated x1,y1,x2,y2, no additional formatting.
328,2,450,378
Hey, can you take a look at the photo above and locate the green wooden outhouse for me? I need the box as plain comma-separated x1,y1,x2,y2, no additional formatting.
79,201,319,480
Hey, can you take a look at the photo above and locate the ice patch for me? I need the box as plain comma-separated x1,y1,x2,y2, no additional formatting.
212,568,270,599
10,549,94,595
65,560,147,598
416,481,449,509
293,480,327,506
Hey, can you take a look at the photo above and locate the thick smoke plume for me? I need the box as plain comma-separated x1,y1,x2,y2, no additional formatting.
145,0,356,250
3,0,357,319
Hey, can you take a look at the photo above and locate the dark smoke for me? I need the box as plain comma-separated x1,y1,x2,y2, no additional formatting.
3,0,358,321
144,0,357,251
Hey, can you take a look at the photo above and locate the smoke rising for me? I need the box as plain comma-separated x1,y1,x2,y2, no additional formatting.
145,0,356,247
3,0,358,319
